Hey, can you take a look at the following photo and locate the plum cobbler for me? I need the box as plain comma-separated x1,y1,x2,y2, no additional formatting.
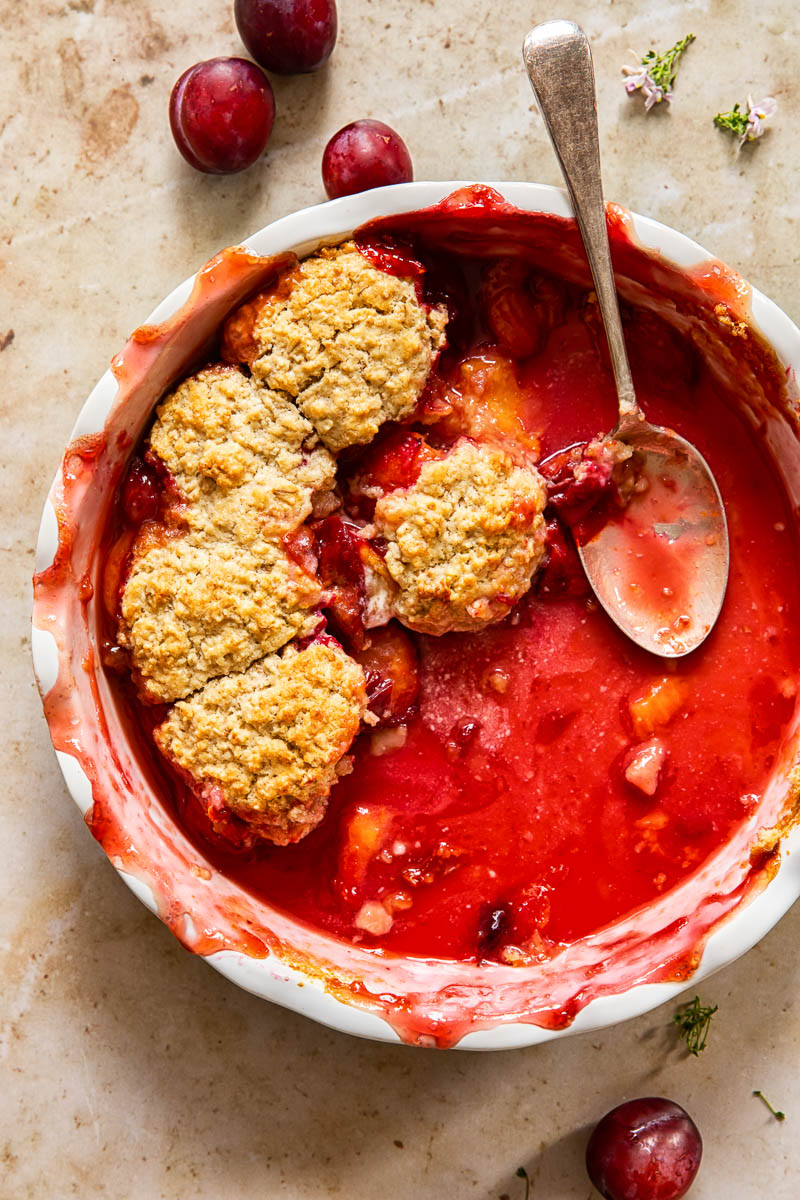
100,202,800,972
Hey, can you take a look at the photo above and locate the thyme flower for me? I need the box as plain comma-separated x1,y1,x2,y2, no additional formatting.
622,64,669,111
622,33,695,111
714,95,777,144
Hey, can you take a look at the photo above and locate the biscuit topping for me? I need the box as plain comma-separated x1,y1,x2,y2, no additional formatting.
222,241,447,452
148,364,335,538
114,241,553,843
118,531,321,703
155,640,367,845
372,439,548,635
118,364,336,703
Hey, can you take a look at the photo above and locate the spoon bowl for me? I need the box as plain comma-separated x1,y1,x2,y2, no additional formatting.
578,424,729,656
523,20,729,656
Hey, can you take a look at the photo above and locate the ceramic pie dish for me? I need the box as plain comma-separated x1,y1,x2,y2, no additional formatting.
32,180,800,1049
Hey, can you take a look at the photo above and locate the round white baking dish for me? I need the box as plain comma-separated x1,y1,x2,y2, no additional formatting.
32,181,800,1049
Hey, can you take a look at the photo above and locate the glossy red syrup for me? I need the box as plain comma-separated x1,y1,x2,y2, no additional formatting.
33,189,800,1044
182,310,800,961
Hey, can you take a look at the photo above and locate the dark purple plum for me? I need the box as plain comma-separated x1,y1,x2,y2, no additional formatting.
169,57,275,174
235,0,337,74
322,120,413,199
585,1097,702,1200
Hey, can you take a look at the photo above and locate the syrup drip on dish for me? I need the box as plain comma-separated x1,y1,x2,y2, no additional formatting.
33,187,800,1046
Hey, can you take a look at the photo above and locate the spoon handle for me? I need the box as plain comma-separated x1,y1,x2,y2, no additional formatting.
523,20,639,424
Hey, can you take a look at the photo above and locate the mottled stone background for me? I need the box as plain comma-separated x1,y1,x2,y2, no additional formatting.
3,1,799,1196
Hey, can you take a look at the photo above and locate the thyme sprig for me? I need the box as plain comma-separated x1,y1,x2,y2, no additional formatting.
713,102,748,135
714,96,777,144
673,995,718,1056
622,34,695,110
641,34,696,92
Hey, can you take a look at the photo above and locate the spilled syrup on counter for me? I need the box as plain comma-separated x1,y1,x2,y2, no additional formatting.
33,188,800,1046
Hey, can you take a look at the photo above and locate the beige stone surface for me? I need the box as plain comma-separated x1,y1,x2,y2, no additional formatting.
3,0,800,1195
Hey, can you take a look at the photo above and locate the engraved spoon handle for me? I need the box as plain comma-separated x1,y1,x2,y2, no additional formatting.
523,20,640,427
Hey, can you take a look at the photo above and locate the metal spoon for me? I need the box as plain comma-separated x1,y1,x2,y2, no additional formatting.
523,20,729,657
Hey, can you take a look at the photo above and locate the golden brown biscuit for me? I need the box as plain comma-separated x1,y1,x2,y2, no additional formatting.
372,439,547,635
155,640,367,845
118,531,322,703
148,364,335,538
222,242,447,452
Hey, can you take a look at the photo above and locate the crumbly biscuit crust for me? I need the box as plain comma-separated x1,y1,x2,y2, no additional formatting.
148,365,335,537
224,242,447,452
120,364,334,703
118,532,321,703
155,641,367,844
373,439,548,635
